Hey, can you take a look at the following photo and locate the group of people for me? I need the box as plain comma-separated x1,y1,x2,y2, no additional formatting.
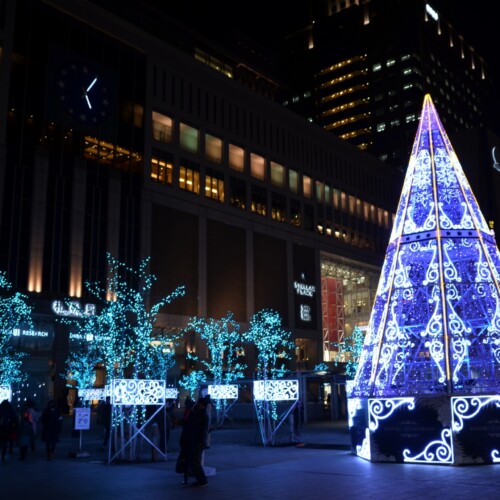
176,394,212,488
0,398,63,462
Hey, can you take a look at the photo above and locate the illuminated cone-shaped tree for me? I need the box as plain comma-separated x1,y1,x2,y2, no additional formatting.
348,94,500,465
0,271,33,387
351,95,500,398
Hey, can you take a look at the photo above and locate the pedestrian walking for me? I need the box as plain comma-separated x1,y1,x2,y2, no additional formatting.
22,399,38,452
41,400,63,460
18,412,35,460
183,395,211,488
176,396,195,484
0,399,18,462
100,396,112,450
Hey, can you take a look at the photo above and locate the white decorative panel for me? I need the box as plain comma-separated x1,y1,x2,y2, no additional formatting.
78,388,105,401
208,384,238,400
111,379,165,405
0,385,11,402
253,379,299,401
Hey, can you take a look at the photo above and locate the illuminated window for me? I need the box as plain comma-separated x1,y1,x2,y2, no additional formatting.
251,185,267,216
376,123,386,132
271,193,287,222
341,191,347,211
316,181,324,202
179,164,200,194
229,144,245,172
349,195,356,215
250,153,265,179
290,199,301,227
179,123,199,153
270,161,285,187
194,48,233,78
324,185,331,205
333,188,340,210
205,170,224,202
229,177,246,210
205,133,222,163
373,63,382,72
387,59,396,67
152,111,173,143
151,156,173,185
289,169,299,193
303,176,312,198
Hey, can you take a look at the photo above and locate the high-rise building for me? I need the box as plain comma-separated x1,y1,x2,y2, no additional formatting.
282,0,494,169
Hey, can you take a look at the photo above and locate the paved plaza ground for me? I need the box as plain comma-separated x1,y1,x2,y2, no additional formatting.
2,416,500,499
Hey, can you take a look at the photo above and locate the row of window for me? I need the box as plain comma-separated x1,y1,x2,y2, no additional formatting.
152,111,391,221
150,153,392,230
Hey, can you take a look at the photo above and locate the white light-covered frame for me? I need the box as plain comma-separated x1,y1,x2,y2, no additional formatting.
208,384,238,400
0,385,11,402
78,388,105,401
253,379,299,401
165,388,179,399
111,379,165,406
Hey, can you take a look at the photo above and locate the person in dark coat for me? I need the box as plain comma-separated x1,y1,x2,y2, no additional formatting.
18,411,35,460
183,395,211,487
177,396,196,484
0,399,18,462
41,400,63,460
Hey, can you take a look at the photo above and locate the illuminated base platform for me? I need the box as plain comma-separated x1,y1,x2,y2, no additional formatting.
348,395,500,465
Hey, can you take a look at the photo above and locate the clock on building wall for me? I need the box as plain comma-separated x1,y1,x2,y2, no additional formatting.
55,61,112,125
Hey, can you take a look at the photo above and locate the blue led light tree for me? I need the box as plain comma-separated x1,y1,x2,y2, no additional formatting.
78,252,185,382
0,271,33,387
63,253,185,462
244,309,295,445
348,94,500,465
182,312,247,425
333,326,365,380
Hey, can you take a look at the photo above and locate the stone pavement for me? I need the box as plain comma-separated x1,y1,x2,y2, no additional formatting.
2,416,500,499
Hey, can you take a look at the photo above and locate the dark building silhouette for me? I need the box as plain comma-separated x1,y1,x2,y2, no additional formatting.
281,0,495,170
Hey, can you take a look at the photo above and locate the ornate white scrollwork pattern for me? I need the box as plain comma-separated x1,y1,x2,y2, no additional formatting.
208,384,238,400
368,398,415,431
111,379,166,405
253,379,298,401
451,396,500,432
403,428,453,464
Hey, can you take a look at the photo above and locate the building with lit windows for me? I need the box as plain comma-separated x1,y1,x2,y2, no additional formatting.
0,0,401,406
281,0,495,169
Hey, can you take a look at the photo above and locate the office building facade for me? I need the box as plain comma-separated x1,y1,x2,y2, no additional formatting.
0,0,401,403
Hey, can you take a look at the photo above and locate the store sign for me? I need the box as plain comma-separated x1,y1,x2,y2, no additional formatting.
52,300,96,317
294,281,316,297
12,327,49,338
300,304,312,322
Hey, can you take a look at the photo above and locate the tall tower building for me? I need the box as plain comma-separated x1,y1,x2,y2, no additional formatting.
282,0,494,169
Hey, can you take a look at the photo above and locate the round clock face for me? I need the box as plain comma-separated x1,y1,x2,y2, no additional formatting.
56,62,111,125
